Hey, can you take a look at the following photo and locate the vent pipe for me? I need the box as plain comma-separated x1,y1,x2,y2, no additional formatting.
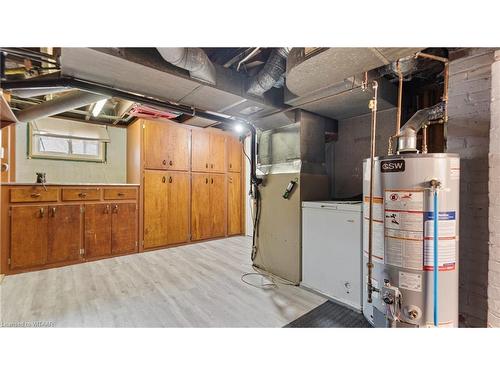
247,48,290,96
157,48,216,85
15,90,109,123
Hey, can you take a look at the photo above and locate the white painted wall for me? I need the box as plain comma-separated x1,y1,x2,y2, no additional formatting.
15,121,127,183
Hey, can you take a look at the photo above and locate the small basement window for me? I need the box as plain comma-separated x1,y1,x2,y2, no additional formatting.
28,117,110,162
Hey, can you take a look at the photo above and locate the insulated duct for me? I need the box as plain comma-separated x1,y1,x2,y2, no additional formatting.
10,87,72,99
15,90,109,123
157,48,216,85
247,48,290,97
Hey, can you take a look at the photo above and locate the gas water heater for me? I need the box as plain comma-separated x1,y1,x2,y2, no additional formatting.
362,153,460,327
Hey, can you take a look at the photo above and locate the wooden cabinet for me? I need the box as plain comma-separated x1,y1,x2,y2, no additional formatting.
192,130,226,173
165,171,190,245
210,133,226,173
111,203,137,254
1,184,139,275
191,173,211,240
47,205,82,263
10,205,48,270
144,121,190,171
84,203,112,259
191,173,226,240
10,204,82,269
144,170,189,249
191,130,210,172
227,173,242,235
227,136,242,173
84,202,137,258
144,170,169,249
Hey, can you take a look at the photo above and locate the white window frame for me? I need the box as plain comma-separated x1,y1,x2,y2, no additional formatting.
28,123,107,163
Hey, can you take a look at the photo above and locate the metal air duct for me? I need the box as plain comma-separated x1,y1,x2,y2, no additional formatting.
247,48,290,97
15,90,109,123
157,48,216,85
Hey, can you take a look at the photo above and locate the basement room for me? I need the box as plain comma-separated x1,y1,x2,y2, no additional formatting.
0,2,498,374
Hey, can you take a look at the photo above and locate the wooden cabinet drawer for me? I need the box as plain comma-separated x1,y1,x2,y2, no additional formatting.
104,188,137,200
10,187,59,203
62,188,101,201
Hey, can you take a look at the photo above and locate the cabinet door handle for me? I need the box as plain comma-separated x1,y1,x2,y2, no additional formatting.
113,204,118,213
162,176,166,183
229,163,232,169
39,207,45,217
105,204,110,214
31,192,41,198
78,192,87,198
205,178,208,184
169,160,173,166
211,178,214,184
162,159,167,165
117,192,125,196
210,163,214,169
205,163,208,169
51,207,56,217
169,176,173,183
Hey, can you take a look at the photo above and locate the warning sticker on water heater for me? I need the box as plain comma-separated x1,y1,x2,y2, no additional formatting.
423,211,457,271
363,196,384,263
384,190,424,271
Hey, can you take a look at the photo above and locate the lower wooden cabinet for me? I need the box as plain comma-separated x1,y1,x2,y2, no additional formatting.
10,205,48,270
191,173,226,240
144,170,190,249
47,204,82,263
111,203,137,254
10,204,82,270
84,203,138,258
2,184,139,274
227,173,242,236
84,203,112,259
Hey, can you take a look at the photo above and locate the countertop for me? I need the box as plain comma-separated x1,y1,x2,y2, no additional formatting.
0,182,140,186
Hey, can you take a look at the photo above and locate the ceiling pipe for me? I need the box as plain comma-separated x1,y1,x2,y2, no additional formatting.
247,48,290,97
15,90,109,123
157,48,216,85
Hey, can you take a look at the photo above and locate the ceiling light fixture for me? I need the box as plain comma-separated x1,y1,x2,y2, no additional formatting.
92,99,107,117
233,122,245,134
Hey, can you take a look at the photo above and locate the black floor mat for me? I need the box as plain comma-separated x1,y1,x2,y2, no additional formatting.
285,301,372,328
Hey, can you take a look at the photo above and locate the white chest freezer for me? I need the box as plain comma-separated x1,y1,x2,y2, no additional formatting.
301,201,363,311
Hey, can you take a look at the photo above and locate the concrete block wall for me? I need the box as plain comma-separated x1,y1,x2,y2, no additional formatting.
447,48,495,327
488,50,500,327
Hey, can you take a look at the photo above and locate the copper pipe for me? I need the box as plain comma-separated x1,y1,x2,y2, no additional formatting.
422,124,428,154
415,51,448,64
443,62,449,123
367,80,379,304
396,60,404,136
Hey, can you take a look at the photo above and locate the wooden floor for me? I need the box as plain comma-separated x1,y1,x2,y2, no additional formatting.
0,236,325,327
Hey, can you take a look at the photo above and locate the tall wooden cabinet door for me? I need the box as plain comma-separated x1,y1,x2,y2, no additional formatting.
111,203,137,255
47,204,82,263
191,173,211,240
227,173,242,235
210,174,226,238
144,121,168,170
227,137,242,173
166,172,190,245
10,205,48,270
166,126,190,171
84,203,112,259
209,133,226,173
144,170,168,249
191,130,210,172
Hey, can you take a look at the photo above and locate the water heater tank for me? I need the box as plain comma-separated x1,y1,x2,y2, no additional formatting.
362,153,460,327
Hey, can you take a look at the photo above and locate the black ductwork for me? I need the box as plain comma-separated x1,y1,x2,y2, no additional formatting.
247,48,290,96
